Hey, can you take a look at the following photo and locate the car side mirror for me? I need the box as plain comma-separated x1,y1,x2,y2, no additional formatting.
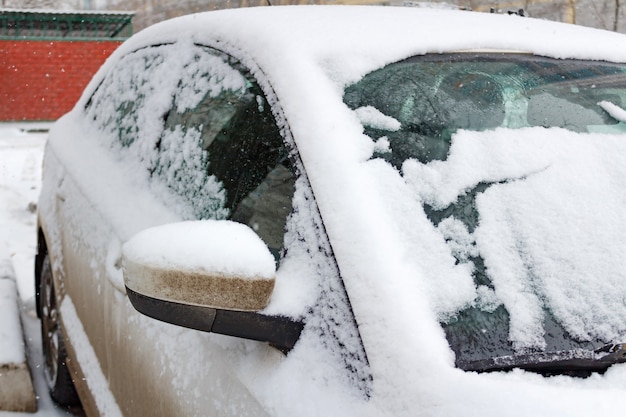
122,220,302,353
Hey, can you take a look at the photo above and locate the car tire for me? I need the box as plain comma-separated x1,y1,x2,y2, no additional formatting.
39,254,81,407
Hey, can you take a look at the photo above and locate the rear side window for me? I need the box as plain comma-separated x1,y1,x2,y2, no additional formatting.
85,45,174,150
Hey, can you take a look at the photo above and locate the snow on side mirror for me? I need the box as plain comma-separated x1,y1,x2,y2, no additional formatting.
122,220,276,312
122,220,303,353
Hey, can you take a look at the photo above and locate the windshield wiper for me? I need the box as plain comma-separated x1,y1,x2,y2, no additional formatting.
458,343,626,376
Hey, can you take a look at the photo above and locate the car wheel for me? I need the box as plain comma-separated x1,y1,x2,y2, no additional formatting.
39,254,80,406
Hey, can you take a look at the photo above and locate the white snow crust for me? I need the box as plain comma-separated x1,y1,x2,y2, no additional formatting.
122,220,275,279
0,275,25,364
405,127,626,349
599,100,626,123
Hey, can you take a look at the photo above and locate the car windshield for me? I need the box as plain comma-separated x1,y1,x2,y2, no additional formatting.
345,53,626,168
344,53,626,373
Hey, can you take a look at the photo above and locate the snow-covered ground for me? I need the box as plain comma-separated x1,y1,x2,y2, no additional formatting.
0,123,81,417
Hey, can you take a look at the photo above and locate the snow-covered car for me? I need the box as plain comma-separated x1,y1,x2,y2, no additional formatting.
35,5,626,417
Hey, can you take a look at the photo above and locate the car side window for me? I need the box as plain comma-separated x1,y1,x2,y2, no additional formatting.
85,45,171,149
153,47,295,258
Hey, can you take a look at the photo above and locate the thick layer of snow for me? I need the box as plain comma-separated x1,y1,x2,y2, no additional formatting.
0,273,25,364
0,127,45,301
0,125,39,368
405,127,626,349
599,100,626,123
82,6,626,103
122,220,275,278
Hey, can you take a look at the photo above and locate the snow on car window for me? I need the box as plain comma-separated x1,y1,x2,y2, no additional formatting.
152,125,228,220
85,45,175,158
175,48,249,113
84,42,250,221
345,54,626,357
404,127,626,351
268,175,372,393
155,47,281,222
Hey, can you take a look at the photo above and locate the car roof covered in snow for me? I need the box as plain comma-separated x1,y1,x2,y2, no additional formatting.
80,5,626,105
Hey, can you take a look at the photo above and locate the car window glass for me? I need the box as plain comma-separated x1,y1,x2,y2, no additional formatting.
153,47,294,258
345,54,626,169
344,53,626,370
86,44,295,258
85,45,173,150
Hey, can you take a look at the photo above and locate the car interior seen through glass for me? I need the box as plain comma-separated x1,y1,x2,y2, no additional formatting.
87,45,296,260
344,53,626,373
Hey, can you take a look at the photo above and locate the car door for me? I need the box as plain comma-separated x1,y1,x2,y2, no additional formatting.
52,44,188,416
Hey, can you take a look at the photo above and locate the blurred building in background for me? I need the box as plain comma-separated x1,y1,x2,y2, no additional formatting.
1,0,625,32
0,8,133,121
